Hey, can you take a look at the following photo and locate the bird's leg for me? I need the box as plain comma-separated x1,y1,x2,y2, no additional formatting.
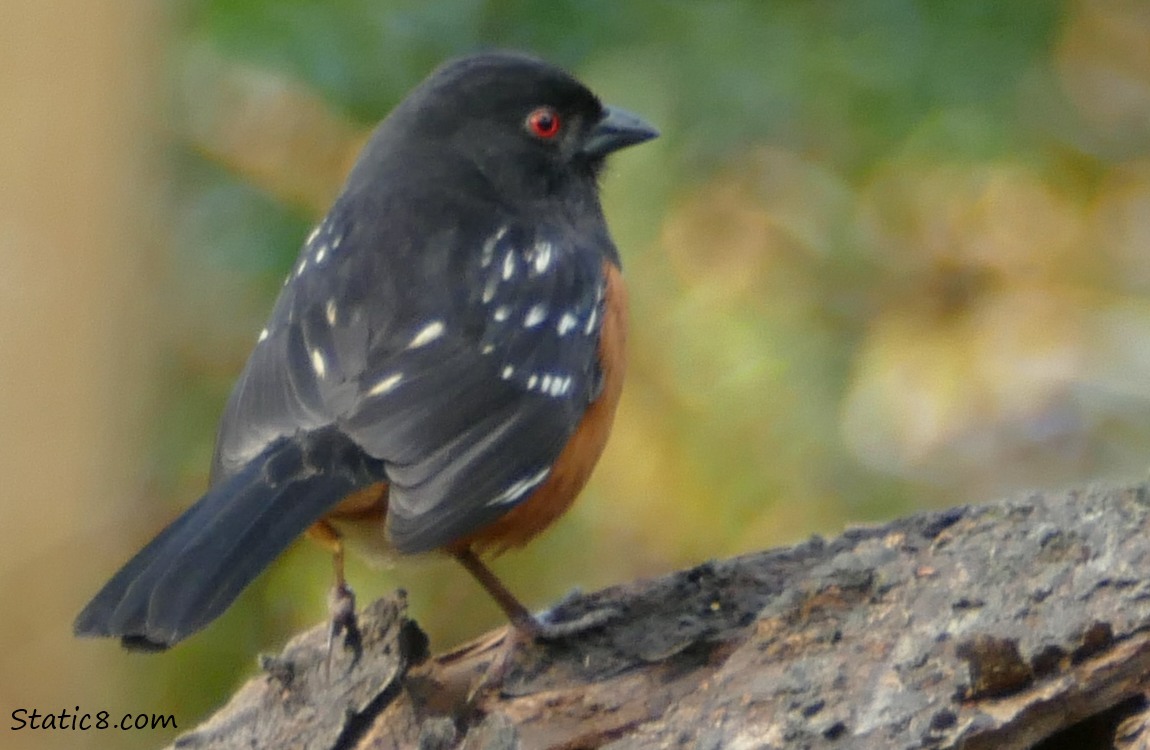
327,539,361,660
452,548,540,637
306,521,361,676
453,548,621,639
452,548,619,695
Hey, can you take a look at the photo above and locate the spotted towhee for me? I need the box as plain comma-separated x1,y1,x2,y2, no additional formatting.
74,50,657,653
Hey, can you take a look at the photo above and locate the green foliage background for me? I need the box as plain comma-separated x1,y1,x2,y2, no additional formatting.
124,0,1150,740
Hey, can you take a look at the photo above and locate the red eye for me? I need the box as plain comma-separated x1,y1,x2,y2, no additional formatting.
526,107,561,139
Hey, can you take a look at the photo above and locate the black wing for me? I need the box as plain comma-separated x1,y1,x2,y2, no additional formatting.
213,196,610,554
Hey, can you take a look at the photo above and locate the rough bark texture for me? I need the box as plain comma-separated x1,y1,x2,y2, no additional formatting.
166,483,1150,750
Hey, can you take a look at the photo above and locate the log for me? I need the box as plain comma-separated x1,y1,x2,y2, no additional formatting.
166,483,1150,750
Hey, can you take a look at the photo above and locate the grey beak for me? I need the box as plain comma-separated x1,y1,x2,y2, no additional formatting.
581,105,659,158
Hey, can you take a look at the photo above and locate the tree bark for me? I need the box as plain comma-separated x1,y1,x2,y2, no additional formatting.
166,483,1150,750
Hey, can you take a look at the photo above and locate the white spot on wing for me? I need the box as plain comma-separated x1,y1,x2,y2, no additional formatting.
311,348,326,379
487,466,551,507
525,371,571,397
501,365,514,380
557,312,577,336
331,234,342,250
315,244,327,263
368,372,403,396
502,250,516,280
481,225,507,268
408,320,446,349
523,304,547,328
481,344,494,355
325,299,338,326
306,225,320,245
257,327,269,343
549,375,571,397
493,306,510,322
295,257,308,277
533,240,553,273
482,277,498,304
584,307,599,335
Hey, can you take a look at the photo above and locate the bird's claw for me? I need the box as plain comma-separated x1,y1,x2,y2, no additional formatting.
325,582,361,679
532,605,622,641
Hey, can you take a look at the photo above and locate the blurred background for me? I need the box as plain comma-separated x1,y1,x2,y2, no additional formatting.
3,0,1150,747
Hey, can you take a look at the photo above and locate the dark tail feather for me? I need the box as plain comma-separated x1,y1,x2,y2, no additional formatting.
73,430,385,650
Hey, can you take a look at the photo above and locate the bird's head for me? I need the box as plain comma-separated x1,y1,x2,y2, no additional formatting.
359,51,658,203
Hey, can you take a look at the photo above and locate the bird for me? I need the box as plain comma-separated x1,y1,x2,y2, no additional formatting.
73,50,658,656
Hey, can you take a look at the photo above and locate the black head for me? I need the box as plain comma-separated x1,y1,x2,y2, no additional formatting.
351,51,658,203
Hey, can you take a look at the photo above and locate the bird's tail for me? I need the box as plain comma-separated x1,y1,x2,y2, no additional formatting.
73,429,386,651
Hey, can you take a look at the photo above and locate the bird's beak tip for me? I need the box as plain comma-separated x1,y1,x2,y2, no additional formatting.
582,105,659,158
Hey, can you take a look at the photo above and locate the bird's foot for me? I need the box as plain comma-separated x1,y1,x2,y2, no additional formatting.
467,602,620,703
526,604,622,641
325,581,362,678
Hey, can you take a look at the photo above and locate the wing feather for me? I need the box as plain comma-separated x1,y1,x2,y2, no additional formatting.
211,194,611,554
